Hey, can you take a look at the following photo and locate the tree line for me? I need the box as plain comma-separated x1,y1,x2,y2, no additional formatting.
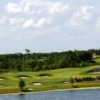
88,48,100,55
0,49,95,72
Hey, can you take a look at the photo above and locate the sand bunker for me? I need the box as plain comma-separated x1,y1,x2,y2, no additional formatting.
0,84,5,87
63,81,69,84
18,75,30,79
62,80,69,84
0,78,4,80
42,76,49,77
33,82,42,86
27,88,34,91
39,73,52,77
19,77,29,78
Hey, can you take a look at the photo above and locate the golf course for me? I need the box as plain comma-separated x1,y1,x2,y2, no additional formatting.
0,64,100,94
0,50,100,94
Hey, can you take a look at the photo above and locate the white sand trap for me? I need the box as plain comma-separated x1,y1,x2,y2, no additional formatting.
33,82,42,86
19,77,29,79
39,74,51,77
63,81,69,84
43,76,49,77
27,88,34,91
0,78,4,80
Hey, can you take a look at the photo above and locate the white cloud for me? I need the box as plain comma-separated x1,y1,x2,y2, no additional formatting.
23,18,33,28
6,1,70,15
35,17,51,27
21,0,32,12
0,0,100,53
36,18,46,27
70,5,94,26
49,2,71,14
6,2,21,13
0,15,6,24
20,0,35,14
6,0,35,14
80,5,94,20
10,17,24,25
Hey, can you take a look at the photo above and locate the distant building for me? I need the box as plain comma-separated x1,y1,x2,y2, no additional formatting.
93,53,96,58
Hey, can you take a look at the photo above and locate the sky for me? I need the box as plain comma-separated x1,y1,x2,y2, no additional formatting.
0,0,100,54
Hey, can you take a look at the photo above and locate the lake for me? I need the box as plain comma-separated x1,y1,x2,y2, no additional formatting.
0,89,100,100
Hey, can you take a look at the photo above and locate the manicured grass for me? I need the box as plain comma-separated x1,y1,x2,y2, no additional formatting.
0,65,100,94
94,57,100,64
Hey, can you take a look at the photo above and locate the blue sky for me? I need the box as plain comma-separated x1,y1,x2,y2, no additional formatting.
0,0,100,54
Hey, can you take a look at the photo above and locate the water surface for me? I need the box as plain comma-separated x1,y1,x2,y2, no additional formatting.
0,89,100,100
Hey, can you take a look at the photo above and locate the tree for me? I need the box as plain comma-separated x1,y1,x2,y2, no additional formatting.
15,63,22,71
19,79,25,91
25,49,31,60
34,61,43,71
25,49,30,54
69,77,74,88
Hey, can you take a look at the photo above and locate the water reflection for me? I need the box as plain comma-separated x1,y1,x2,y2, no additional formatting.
18,94,25,100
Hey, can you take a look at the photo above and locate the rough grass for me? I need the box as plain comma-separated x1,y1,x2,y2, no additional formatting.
0,65,100,94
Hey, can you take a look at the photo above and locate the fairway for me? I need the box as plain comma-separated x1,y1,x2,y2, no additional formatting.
0,65,100,94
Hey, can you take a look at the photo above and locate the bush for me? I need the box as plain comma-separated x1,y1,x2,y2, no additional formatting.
69,77,74,88
18,79,25,91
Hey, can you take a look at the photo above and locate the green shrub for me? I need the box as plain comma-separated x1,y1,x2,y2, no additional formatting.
18,79,25,91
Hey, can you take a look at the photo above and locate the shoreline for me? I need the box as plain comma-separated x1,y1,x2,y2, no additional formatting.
0,87,100,96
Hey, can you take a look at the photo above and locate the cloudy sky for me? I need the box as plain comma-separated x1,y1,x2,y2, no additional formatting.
0,0,100,54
